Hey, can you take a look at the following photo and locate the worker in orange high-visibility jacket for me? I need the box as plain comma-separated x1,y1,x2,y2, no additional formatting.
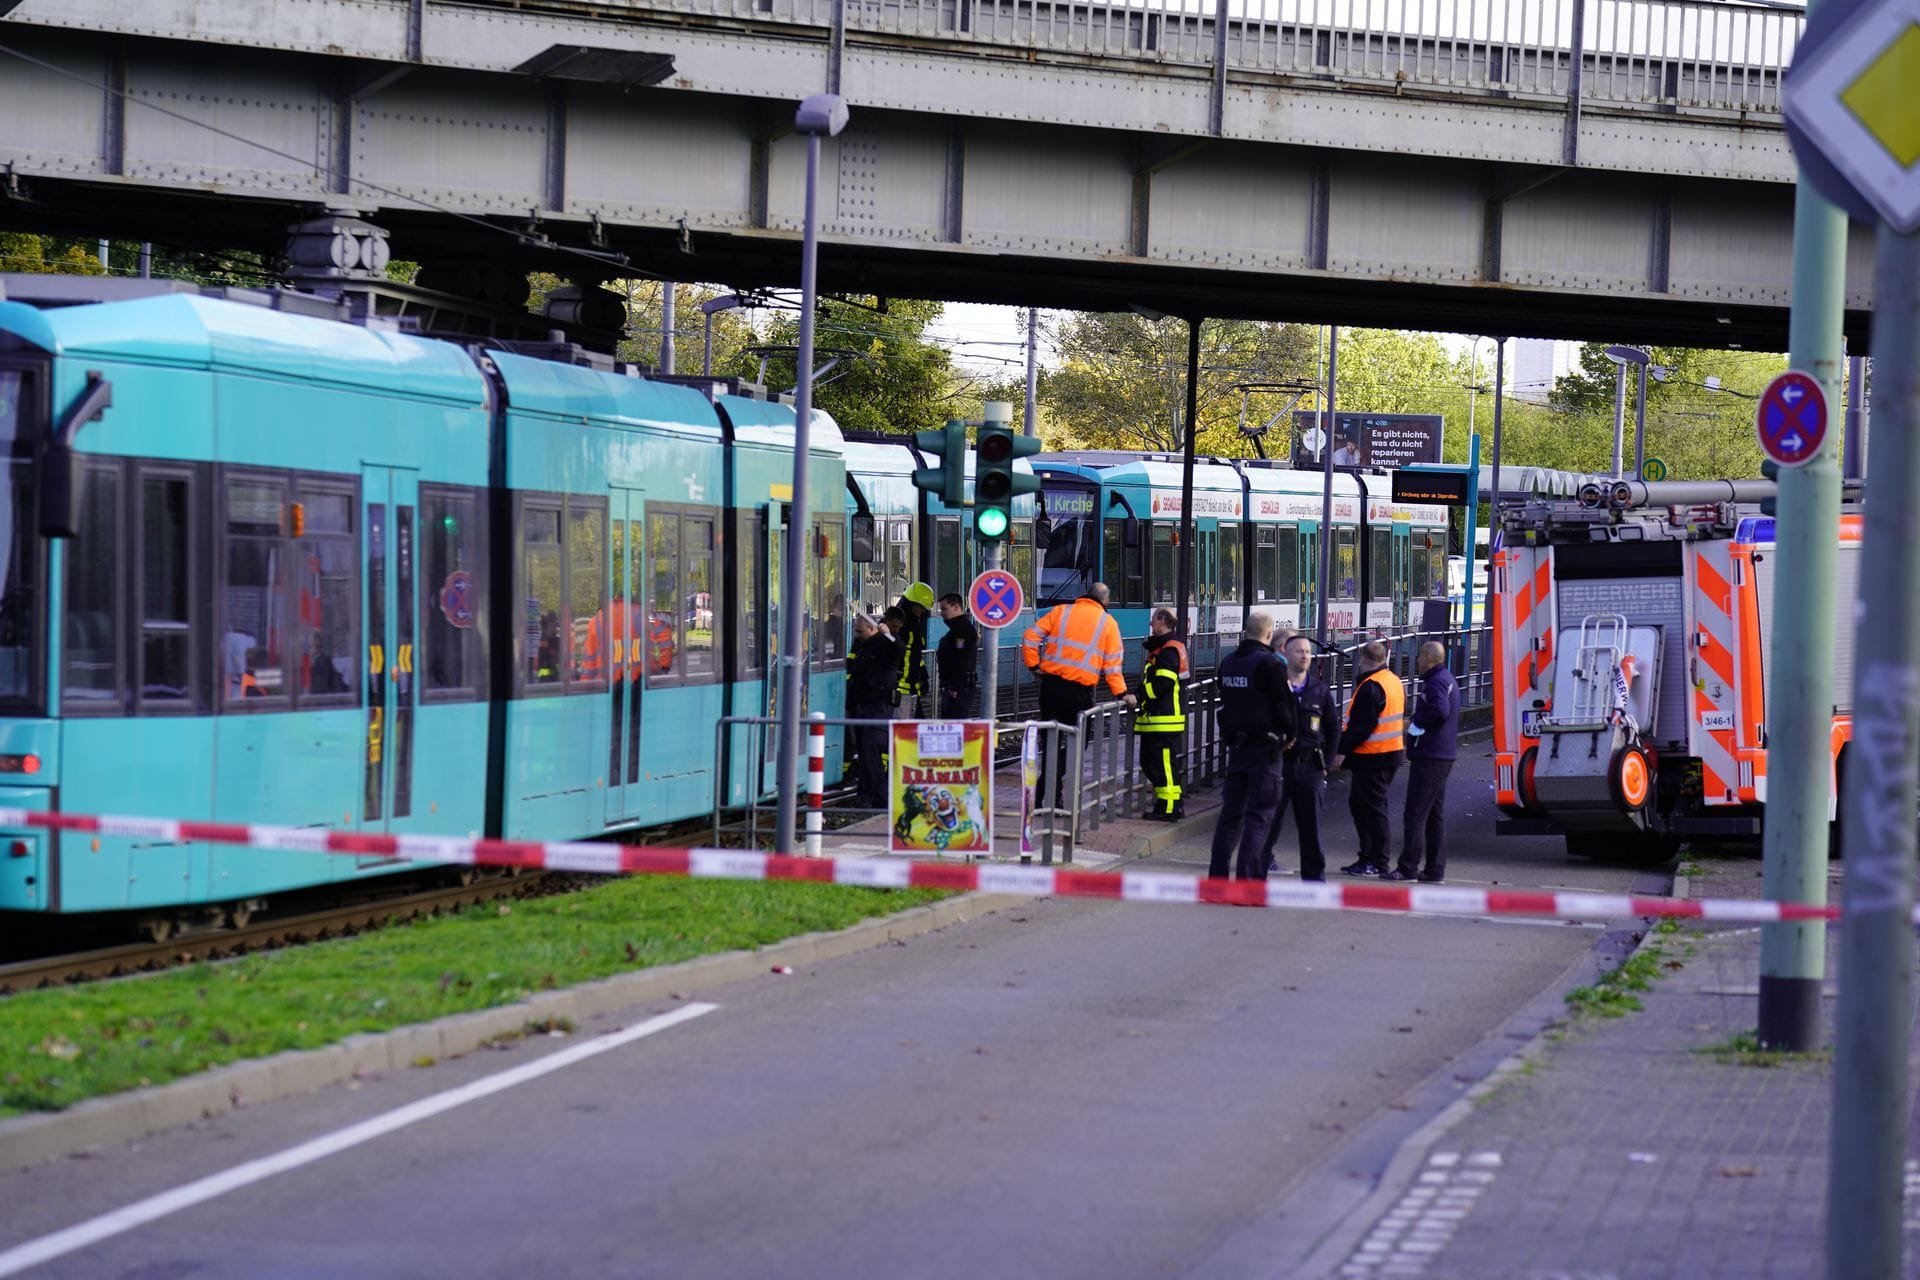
1334,638,1406,879
1022,581,1133,813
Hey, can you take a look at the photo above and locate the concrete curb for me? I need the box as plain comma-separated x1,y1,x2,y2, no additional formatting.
0,889,1023,1178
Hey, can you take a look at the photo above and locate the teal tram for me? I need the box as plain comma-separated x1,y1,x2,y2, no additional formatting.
0,277,848,930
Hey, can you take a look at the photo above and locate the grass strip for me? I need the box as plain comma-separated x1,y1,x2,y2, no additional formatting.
2,876,949,1116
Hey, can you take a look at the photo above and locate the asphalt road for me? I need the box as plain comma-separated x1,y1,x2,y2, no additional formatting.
0,744,1657,1280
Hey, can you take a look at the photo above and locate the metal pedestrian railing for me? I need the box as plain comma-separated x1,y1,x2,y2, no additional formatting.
610,0,1800,115
713,623,1494,855
712,714,1081,862
1326,625,1494,710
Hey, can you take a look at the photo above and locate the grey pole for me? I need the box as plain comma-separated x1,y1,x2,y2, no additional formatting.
659,282,676,375
1844,353,1867,479
1175,318,1201,641
774,95,848,859
1023,307,1040,437
138,242,151,279
1489,338,1507,522
1633,359,1649,480
1758,108,1850,1054
1610,361,1627,479
704,313,716,378
1317,326,1338,643
1827,225,1920,1280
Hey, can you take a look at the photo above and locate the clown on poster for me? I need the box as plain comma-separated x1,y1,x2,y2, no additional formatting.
889,720,993,856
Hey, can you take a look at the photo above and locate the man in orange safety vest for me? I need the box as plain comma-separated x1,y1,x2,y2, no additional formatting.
1335,639,1406,878
1022,581,1133,812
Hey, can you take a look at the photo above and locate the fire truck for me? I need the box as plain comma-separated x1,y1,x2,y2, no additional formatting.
1491,479,1862,860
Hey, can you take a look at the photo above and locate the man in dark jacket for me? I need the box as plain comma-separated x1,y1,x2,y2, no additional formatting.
1260,630,1342,881
1209,611,1298,880
1393,641,1461,882
934,593,980,719
847,614,902,808
1336,639,1406,878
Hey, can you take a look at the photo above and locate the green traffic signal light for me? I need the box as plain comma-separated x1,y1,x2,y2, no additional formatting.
973,423,1042,543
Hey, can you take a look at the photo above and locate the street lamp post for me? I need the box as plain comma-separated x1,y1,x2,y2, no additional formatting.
773,93,848,861
701,293,744,377
1603,345,1652,480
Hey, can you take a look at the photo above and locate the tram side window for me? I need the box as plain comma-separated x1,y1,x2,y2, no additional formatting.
1104,519,1144,607
1276,526,1300,600
1425,536,1447,600
738,509,764,677
646,508,680,683
814,517,846,666
421,487,485,700
1253,527,1277,603
568,505,605,687
293,484,357,705
222,476,289,703
887,520,913,607
1149,525,1174,605
1334,528,1359,600
1219,525,1242,604
1010,520,1035,601
138,471,194,707
685,514,716,678
522,504,564,687
935,518,960,596
1369,529,1394,602
63,464,122,707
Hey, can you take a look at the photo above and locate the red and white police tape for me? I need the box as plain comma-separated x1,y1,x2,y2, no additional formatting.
0,804,1868,924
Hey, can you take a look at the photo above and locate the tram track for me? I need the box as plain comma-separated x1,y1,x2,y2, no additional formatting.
0,874,559,995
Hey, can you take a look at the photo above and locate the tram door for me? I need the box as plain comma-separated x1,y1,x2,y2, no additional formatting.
1297,521,1320,632
360,466,420,838
1391,527,1412,629
607,488,645,824
761,502,788,798
1194,522,1219,672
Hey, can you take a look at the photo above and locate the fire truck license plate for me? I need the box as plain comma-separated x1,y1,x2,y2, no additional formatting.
1700,711,1734,731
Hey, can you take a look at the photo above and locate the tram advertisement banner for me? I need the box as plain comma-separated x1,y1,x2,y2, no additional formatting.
1020,721,1040,857
889,720,993,856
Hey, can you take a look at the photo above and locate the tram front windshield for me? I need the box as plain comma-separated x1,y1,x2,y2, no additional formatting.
0,370,36,710
1038,484,1097,606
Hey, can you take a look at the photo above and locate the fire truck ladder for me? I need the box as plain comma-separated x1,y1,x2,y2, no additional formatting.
1550,613,1631,758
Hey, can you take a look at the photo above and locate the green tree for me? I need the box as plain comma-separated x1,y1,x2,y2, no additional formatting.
0,234,108,276
1547,343,1783,480
1040,313,1318,456
737,296,971,437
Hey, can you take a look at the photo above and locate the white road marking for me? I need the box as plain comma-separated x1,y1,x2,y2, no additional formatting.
1339,1149,1502,1275
0,1002,718,1278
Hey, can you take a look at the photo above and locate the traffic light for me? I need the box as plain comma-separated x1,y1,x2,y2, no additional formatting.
1760,458,1779,517
974,422,1042,543
912,420,968,507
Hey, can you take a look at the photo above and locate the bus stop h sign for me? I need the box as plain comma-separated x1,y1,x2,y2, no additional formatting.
1783,0,1920,232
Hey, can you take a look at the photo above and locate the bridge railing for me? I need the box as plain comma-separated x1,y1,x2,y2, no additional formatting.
674,0,1799,115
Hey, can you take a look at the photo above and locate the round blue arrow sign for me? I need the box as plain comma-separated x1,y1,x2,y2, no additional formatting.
1756,371,1829,469
969,569,1025,630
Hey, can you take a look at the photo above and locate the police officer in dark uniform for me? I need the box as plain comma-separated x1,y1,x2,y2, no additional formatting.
1208,611,1298,880
934,592,980,719
1260,630,1343,881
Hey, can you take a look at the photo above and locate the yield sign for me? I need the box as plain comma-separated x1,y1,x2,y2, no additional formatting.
1756,371,1829,469
1783,0,1920,231
969,569,1025,630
